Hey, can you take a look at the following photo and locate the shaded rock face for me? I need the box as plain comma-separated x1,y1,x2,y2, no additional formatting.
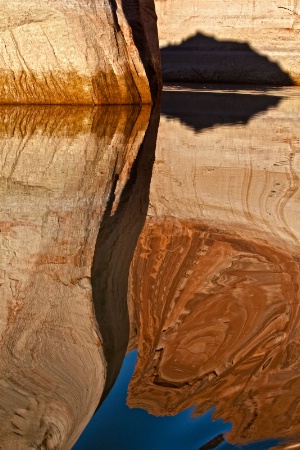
127,88,300,444
0,103,153,449
155,0,300,84
0,0,161,104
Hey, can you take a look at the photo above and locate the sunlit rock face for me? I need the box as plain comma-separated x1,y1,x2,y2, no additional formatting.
127,88,300,444
0,104,151,449
155,0,300,84
0,0,161,104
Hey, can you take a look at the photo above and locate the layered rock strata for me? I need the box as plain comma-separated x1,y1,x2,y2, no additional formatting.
0,103,152,449
155,0,300,84
127,88,300,444
0,0,161,104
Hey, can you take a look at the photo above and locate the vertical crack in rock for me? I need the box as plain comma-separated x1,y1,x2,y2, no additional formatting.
120,0,162,100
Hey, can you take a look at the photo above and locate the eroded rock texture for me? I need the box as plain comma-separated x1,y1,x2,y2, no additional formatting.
127,88,300,444
156,0,300,84
0,103,152,449
0,0,161,104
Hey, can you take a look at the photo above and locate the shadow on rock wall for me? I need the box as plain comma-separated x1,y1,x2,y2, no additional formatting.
161,32,294,85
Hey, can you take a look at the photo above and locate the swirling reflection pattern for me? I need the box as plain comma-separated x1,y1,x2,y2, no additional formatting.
127,88,300,446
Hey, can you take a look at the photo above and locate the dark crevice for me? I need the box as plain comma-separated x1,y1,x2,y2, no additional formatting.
121,0,162,100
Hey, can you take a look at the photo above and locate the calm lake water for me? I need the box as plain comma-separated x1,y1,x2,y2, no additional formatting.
1,85,300,449
73,85,300,449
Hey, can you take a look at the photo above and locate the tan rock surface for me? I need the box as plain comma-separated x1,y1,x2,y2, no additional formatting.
127,88,300,444
155,0,300,84
0,103,152,449
0,0,161,104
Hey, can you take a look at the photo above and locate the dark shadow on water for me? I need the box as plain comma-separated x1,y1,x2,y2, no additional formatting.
161,88,282,133
91,104,160,407
161,32,294,85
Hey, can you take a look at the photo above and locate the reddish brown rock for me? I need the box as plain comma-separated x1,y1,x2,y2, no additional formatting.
127,219,300,444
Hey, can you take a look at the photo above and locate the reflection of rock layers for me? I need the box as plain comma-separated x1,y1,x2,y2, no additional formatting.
128,220,300,443
152,89,300,255
0,104,151,449
127,89,300,444
0,0,161,104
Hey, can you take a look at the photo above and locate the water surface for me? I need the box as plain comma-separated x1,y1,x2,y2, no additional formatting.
1,87,300,449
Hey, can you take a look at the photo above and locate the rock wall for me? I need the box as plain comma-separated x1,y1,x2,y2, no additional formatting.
0,104,152,449
0,0,161,104
127,88,300,444
155,0,300,84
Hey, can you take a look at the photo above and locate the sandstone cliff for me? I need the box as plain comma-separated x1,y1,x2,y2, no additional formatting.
156,0,300,84
127,88,300,444
0,0,161,104
0,103,153,449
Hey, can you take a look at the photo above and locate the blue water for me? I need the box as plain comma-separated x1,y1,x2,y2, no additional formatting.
74,351,282,449
74,351,233,450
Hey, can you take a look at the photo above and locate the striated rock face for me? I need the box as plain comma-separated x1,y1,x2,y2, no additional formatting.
127,88,300,444
0,0,161,104
0,103,152,449
155,0,300,84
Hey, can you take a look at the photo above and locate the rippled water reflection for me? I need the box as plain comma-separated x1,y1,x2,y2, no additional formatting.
1,87,300,449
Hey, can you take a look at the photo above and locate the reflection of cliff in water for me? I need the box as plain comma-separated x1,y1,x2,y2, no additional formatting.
128,219,300,444
161,32,294,85
0,104,154,449
127,88,300,447
161,87,282,132
92,104,159,406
